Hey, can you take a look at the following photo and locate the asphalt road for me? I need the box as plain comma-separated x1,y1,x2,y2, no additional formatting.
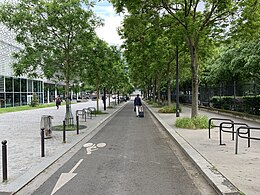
30,103,208,195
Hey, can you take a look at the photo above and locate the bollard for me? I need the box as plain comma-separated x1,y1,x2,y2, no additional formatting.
41,128,45,157
2,140,7,182
76,115,79,134
63,120,66,143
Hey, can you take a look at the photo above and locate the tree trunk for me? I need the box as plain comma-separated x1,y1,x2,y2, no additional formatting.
153,78,156,102
96,81,100,111
166,61,171,106
167,80,171,106
157,78,161,103
64,55,71,126
188,38,199,118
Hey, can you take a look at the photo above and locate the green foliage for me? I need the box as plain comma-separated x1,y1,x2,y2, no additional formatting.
205,41,260,84
158,105,182,113
152,102,163,108
110,0,247,117
0,0,101,80
176,117,196,129
229,0,260,41
175,115,209,129
93,110,107,115
30,93,39,107
0,103,57,114
0,0,103,121
52,124,87,131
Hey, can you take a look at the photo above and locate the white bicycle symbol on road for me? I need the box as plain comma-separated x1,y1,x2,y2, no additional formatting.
83,142,106,155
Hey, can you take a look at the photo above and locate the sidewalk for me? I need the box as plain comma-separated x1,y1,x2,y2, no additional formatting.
0,99,125,193
147,105,260,195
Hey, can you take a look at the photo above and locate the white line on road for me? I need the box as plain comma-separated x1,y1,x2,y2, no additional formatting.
51,159,83,195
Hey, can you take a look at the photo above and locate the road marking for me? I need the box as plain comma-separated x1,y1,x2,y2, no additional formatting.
51,159,83,195
83,142,106,155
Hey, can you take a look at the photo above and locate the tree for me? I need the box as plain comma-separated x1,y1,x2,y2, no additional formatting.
229,0,260,41
205,41,260,84
110,0,250,117
0,0,102,124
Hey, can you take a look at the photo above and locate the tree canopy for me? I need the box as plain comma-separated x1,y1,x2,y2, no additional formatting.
0,0,102,123
110,0,256,117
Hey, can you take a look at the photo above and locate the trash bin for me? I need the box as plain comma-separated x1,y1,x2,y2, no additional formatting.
40,115,53,138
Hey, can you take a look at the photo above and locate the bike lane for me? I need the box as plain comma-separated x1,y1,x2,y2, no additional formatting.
31,102,203,195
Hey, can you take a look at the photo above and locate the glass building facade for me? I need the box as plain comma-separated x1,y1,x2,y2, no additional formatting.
0,76,61,108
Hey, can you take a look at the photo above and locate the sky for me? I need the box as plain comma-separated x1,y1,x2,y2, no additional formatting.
93,0,124,46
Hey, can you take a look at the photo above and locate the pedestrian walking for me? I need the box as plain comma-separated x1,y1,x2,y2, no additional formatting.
134,94,142,117
55,96,61,109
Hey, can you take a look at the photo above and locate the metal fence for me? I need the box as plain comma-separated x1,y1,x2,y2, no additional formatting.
179,82,260,115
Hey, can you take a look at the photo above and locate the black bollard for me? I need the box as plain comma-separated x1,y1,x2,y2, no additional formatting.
63,120,66,143
41,128,45,157
76,115,79,134
2,140,7,182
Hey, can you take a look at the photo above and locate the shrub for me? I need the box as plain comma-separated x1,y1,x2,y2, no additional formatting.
30,93,39,107
175,115,209,129
175,117,195,129
191,115,209,129
158,105,182,113
152,102,163,108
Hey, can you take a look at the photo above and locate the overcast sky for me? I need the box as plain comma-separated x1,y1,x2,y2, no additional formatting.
93,0,124,46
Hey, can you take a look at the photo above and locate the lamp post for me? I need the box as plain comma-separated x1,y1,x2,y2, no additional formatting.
103,87,106,111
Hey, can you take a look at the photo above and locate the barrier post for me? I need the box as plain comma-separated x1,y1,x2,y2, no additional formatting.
63,120,66,143
41,128,45,157
2,140,7,181
76,115,79,134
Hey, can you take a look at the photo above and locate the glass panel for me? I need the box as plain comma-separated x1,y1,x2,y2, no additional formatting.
44,83,48,103
21,93,27,105
6,93,13,107
49,84,55,102
14,78,20,92
5,77,13,92
38,92,43,104
33,81,37,92
21,79,27,92
27,93,32,105
28,80,32,92
0,93,4,108
14,93,20,106
0,76,4,92
40,81,43,92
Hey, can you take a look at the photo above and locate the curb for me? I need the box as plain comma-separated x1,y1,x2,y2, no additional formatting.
145,104,241,195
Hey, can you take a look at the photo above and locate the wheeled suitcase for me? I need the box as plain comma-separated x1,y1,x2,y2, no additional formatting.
139,106,144,117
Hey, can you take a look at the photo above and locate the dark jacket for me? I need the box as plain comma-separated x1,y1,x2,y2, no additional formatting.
134,96,142,106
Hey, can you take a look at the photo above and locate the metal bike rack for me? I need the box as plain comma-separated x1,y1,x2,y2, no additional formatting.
235,126,260,154
219,121,248,145
208,118,234,139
